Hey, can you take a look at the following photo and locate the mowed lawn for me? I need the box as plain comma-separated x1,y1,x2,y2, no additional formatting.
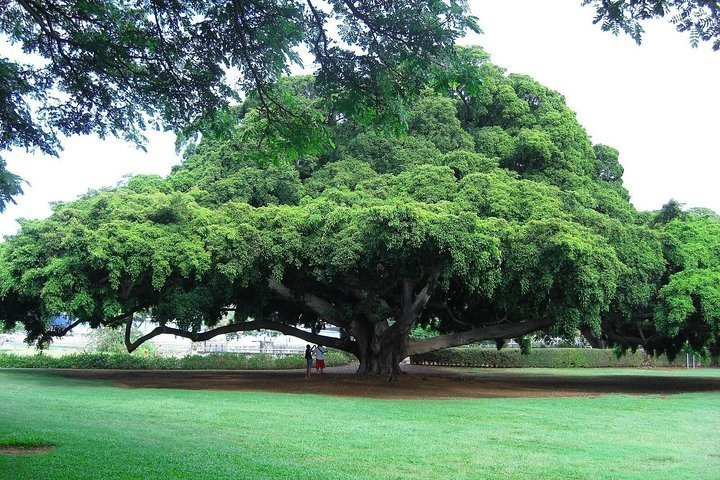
1,369,719,480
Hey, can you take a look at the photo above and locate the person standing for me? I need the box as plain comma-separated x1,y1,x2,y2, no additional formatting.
314,344,327,374
304,344,313,378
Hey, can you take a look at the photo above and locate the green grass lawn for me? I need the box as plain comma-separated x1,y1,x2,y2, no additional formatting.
1,369,719,480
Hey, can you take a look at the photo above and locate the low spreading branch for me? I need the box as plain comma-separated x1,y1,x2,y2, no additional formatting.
601,320,659,347
267,279,349,329
428,302,472,327
406,316,555,356
124,318,352,354
41,318,83,344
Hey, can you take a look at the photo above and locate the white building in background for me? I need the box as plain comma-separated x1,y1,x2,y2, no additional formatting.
187,325,342,356
1,321,342,357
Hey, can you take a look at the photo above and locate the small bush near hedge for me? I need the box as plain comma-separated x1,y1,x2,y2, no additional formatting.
0,350,355,370
410,347,718,368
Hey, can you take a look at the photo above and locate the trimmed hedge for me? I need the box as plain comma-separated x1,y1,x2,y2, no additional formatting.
4,349,713,370
0,350,355,370
410,347,718,368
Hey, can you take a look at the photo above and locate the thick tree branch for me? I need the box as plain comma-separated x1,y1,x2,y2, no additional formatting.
407,316,555,356
637,322,647,344
104,306,144,328
428,302,472,327
306,0,330,58
580,326,605,349
37,305,143,347
340,0,414,48
412,268,441,313
124,318,353,354
601,320,659,347
390,268,441,338
267,279,349,328
44,318,83,340
16,0,84,48
603,329,657,347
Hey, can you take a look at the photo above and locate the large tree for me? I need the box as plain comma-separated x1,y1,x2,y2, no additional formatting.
3,51,719,375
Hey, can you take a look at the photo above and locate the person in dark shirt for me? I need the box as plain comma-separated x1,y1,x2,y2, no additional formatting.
304,344,313,378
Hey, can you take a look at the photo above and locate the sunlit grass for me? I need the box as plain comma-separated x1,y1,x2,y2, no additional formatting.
1,369,718,479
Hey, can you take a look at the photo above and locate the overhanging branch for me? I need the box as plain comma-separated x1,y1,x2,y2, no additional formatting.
39,318,83,346
406,316,555,356
267,279,349,328
601,320,659,347
124,319,354,354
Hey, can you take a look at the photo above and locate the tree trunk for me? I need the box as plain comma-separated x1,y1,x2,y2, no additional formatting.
355,337,406,377
581,326,606,349
351,319,407,378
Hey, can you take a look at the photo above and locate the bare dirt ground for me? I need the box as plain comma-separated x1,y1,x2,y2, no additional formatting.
56,365,720,399
0,445,55,455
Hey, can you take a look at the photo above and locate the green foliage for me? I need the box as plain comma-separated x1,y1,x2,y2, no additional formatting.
472,126,515,161
407,94,475,153
505,128,558,174
500,218,621,335
410,347,711,368
583,0,720,50
653,199,685,226
336,130,443,174
0,156,23,212
0,350,354,370
635,209,720,357
409,324,440,339
0,0,478,209
593,144,624,184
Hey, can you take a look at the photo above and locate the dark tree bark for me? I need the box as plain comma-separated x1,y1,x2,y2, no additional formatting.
349,272,440,377
581,326,606,349
351,318,407,376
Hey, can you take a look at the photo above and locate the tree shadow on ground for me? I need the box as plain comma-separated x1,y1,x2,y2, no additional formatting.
54,365,720,399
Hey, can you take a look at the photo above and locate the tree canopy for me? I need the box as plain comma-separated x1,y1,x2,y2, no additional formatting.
2,48,719,375
1,1,718,211
0,0,478,211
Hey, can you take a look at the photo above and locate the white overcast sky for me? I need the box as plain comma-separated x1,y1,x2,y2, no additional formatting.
1,0,719,237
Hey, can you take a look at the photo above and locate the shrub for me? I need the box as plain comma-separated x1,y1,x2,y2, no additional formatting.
325,349,356,367
179,353,248,370
274,355,306,370
246,354,274,369
0,350,356,370
410,348,718,368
